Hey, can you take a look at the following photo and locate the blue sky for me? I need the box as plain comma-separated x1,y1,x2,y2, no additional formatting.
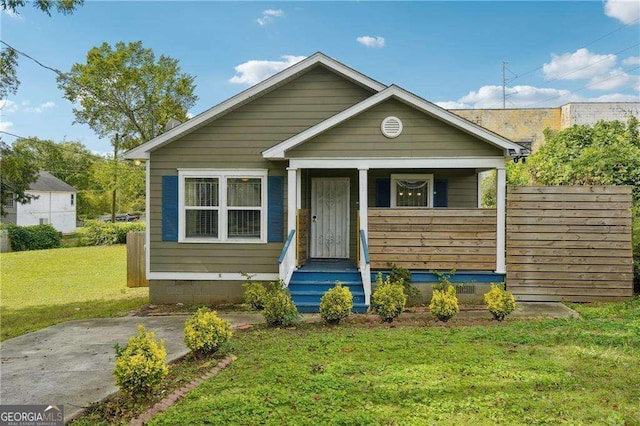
1,0,639,153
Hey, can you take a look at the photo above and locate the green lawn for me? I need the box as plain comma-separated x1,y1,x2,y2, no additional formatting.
0,245,148,341
150,299,640,425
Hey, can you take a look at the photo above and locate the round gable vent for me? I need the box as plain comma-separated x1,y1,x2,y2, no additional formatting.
381,116,403,138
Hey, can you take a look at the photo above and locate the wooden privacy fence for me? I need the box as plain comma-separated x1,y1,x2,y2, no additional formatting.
368,208,497,271
127,231,148,288
506,186,633,302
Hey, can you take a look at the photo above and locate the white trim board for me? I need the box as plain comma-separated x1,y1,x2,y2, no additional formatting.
124,52,386,160
148,272,279,281
263,85,524,159
289,157,507,169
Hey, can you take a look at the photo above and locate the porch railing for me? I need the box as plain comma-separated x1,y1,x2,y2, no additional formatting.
278,230,296,286
359,229,371,305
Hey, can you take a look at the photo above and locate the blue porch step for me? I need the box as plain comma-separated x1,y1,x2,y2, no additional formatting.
288,269,368,314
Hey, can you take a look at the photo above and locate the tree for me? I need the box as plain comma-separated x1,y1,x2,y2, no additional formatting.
527,118,640,201
0,0,83,97
57,41,197,149
0,141,38,215
480,162,530,208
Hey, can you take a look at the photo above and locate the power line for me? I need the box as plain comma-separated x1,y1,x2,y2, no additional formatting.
525,65,640,107
0,130,26,139
0,40,66,77
509,17,640,82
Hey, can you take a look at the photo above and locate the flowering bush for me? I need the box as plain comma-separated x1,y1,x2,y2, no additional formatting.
483,284,517,321
371,273,407,323
184,307,232,354
429,285,459,322
262,290,300,326
319,283,353,324
114,325,168,399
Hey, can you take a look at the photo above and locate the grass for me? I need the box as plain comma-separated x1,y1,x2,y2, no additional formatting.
145,299,639,425
0,245,148,341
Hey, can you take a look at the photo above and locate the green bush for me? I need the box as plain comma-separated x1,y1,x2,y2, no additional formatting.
319,283,353,324
114,325,168,399
388,263,422,307
483,283,517,321
242,282,270,310
7,224,61,251
262,287,300,326
184,307,232,355
371,273,407,323
429,285,459,322
81,220,145,246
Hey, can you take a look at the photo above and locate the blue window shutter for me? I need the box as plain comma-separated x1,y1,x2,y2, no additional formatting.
268,175,284,242
162,176,179,241
376,178,391,207
434,179,448,207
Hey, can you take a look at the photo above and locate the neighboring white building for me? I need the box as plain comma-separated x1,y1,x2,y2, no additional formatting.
2,171,77,234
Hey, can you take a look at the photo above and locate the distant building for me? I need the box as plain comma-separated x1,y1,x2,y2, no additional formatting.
451,102,640,151
2,171,77,233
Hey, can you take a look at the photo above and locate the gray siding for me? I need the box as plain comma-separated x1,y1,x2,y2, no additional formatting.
149,65,375,273
288,98,505,158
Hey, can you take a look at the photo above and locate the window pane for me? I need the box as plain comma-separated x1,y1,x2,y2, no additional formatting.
227,178,261,207
228,210,261,239
396,180,428,207
186,210,219,238
185,178,219,207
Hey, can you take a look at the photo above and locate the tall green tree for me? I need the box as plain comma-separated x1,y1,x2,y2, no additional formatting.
0,141,38,215
57,41,197,149
1,0,83,98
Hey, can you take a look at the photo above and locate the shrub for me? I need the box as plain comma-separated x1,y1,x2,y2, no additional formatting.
242,282,270,310
483,283,517,321
113,325,168,399
319,283,353,324
388,263,422,307
371,273,407,323
429,285,459,322
184,307,232,355
7,224,61,251
262,288,300,326
81,220,145,246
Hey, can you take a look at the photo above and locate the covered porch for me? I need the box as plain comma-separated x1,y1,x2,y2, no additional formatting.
278,157,508,305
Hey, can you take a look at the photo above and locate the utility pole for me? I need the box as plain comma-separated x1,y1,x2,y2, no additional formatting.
502,61,507,109
111,133,119,223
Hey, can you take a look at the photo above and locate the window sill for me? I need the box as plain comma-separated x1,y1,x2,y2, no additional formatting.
179,238,267,244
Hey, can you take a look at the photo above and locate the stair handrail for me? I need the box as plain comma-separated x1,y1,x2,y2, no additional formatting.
278,230,296,286
359,229,371,305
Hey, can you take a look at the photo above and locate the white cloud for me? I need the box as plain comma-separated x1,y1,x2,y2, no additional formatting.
604,0,640,24
229,55,306,85
437,84,582,109
0,99,18,113
24,101,56,113
542,48,617,80
589,93,640,102
588,69,640,91
622,56,640,65
356,36,385,48
0,121,14,132
256,9,284,26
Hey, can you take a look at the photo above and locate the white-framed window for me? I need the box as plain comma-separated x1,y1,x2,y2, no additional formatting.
391,174,434,208
178,169,267,243
4,192,15,208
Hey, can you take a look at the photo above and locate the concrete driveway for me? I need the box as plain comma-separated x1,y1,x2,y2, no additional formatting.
0,314,263,421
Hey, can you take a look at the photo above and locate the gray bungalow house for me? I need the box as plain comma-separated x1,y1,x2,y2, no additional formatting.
125,52,525,311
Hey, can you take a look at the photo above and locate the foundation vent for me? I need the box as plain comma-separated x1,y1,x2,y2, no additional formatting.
455,284,476,295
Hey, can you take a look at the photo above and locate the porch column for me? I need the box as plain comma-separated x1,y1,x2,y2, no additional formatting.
358,168,368,240
287,167,297,262
495,166,506,273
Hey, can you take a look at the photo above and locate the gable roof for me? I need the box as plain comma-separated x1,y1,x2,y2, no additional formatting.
124,52,387,160
29,171,76,192
263,85,525,159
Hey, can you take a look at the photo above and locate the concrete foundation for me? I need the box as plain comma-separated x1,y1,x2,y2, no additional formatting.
149,280,244,304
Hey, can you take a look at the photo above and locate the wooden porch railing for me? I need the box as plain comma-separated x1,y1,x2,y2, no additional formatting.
278,230,296,286
368,208,497,271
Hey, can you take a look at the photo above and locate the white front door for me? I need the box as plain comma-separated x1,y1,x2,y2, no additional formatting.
310,177,350,258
